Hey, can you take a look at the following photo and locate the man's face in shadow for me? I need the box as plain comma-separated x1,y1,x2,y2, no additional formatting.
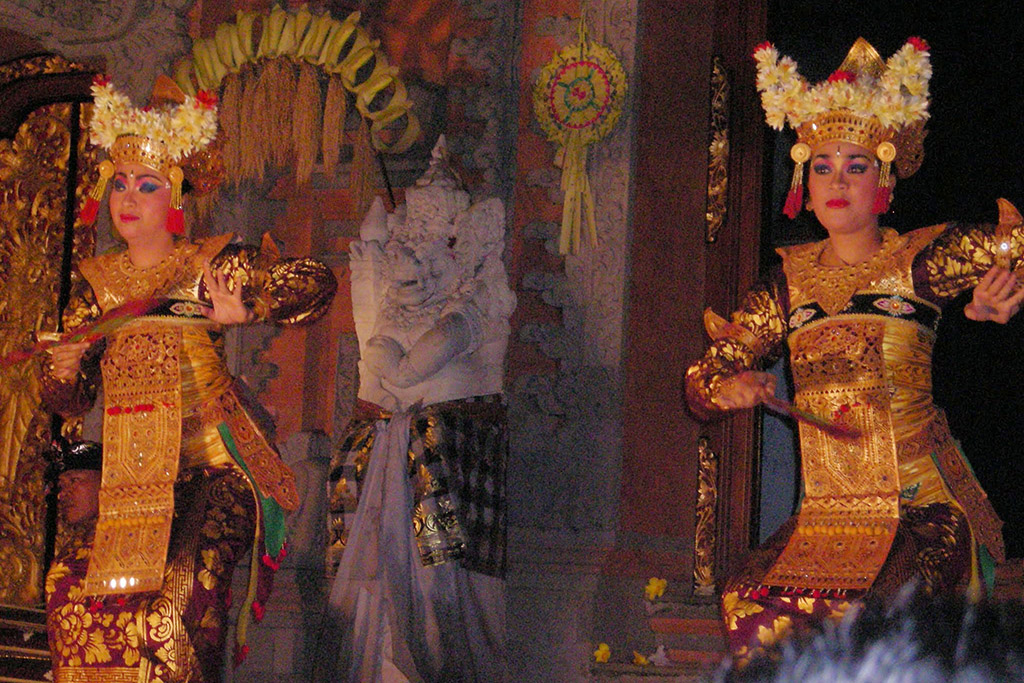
57,469,101,525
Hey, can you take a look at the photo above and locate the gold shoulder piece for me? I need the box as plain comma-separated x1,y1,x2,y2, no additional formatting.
996,197,1023,234
260,232,282,260
703,307,764,356
198,232,236,259
995,198,1022,270
703,307,729,339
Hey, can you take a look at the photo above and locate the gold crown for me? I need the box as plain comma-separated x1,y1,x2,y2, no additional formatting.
81,75,224,230
754,37,931,217
107,135,177,176
88,75,219,170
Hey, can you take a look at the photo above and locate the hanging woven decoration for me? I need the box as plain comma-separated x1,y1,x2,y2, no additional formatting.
172,5,421,206
532,6,627,255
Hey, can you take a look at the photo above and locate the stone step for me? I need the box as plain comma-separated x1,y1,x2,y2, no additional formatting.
664,647,723,667
589,660,709,681
649,616,723,638
646,597,726,674
0,605,51,683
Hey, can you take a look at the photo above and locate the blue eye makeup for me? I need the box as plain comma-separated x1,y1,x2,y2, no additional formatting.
110,175,164,193
845,162,869,174
812,162,832,174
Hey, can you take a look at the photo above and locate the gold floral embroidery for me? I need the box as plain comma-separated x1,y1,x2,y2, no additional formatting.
756,615,793,647
53,603,113,666
199,606,221,630
46,562,71,598
200,516,227,540
145,597,175,644
198,548,222,590
107,611,141,666
797,597,816,614
830,602,852,620
722,590,765,631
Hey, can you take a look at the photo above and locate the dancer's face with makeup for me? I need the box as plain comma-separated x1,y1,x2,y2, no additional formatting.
805,141,887,237
108,162,172,244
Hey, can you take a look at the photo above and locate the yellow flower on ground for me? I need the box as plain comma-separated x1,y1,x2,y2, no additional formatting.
633,650,649,666
644,577,667,601
593,643,611,663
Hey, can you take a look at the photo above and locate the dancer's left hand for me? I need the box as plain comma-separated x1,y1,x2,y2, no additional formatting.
202,260,255,325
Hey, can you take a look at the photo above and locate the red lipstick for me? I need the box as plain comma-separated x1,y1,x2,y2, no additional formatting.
826,199,850,208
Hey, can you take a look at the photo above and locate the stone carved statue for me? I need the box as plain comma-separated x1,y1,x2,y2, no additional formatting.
319,136,514,682
349,139,514,412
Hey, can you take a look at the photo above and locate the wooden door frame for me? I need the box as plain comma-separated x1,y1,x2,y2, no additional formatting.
622,0,766,593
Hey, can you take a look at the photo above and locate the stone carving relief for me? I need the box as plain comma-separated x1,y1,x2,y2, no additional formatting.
510,0,637,531
444,0,518,201
0,0,192,100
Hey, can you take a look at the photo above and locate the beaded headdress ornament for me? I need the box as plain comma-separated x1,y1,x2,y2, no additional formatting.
754,37,931,218
82,74,222,234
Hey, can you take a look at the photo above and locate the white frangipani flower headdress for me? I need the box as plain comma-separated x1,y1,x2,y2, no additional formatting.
754,37,932,218
82,74,223,233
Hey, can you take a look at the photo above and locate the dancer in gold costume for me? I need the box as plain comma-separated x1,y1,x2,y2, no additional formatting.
685,37,1024,666
40,75,336,682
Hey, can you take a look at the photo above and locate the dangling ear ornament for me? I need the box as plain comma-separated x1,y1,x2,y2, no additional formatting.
872,141,896,215
784,142,811,219
79,160,114,225
166,166,185,235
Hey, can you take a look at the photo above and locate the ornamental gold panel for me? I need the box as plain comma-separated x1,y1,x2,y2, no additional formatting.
0,55,98,606
704,56,729,244
693,436,718,595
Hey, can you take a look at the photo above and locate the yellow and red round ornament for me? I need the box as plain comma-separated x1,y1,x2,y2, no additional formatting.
533,14,626,254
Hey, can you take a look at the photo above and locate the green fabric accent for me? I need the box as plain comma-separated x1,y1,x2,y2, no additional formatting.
979,543,996,595
217,423,286,557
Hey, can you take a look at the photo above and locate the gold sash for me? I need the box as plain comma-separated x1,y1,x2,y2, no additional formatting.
764,319,900,591
84,322,181,595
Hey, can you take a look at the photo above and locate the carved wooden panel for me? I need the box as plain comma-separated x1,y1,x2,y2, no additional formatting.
0,54,97,606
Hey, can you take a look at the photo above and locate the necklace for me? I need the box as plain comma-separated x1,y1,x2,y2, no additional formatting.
112,243,190,300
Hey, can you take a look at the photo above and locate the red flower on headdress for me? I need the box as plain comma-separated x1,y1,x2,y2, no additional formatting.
907,36,930,52
753,41,773,58
196,90,218,109
92,74,110,87
827,70,856,83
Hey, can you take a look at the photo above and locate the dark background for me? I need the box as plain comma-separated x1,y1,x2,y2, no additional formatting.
763,1,1024,557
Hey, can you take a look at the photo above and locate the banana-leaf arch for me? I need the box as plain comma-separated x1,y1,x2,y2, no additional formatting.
172,5,421,191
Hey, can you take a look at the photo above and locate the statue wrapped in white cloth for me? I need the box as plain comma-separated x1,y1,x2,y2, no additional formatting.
316,136,515,682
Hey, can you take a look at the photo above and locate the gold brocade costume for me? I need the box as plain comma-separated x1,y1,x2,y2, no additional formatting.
41,233,336,682
686,217,1023,664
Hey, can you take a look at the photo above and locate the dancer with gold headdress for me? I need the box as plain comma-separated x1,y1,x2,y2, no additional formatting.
685,37,1024,666
41,74,336,682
